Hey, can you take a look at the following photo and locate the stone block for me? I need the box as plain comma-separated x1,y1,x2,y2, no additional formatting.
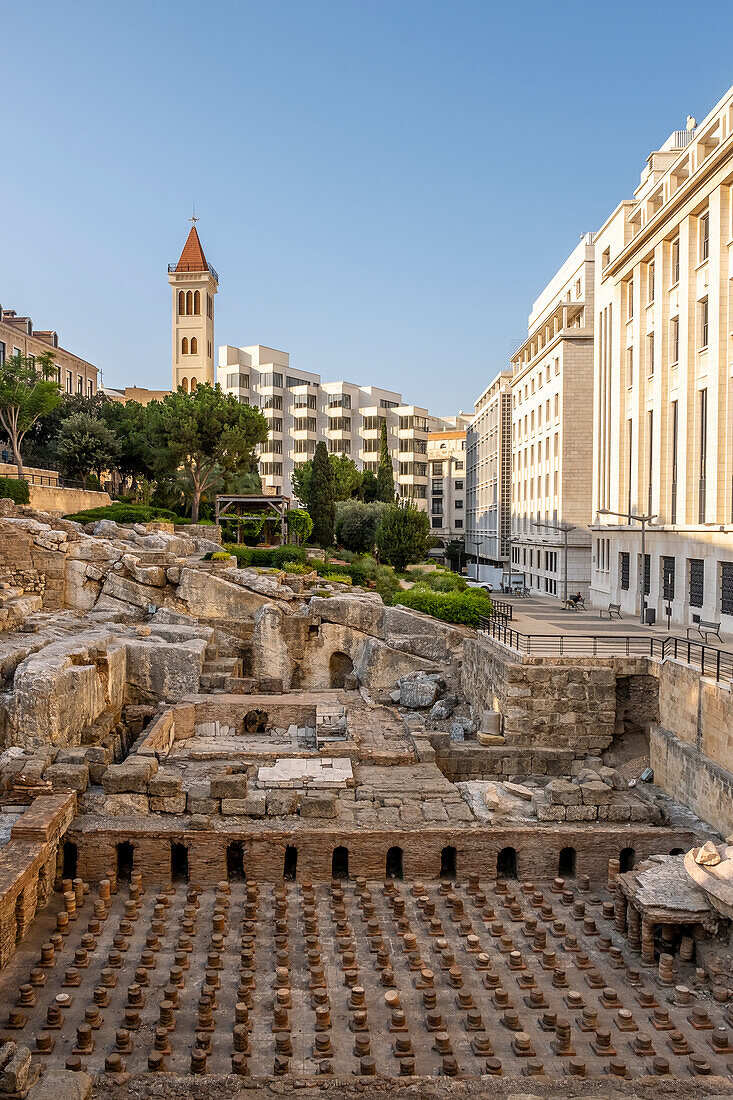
565,804,599,822
545,778,581,806
101,760,156,794
44,762,89,793
221,798,254,815
266,790,299,816
149,793,186,814
148,768,182,797
186,782,218,815
299,792,338,819
210,774,248,799
580,780,613,805
536,803,566,822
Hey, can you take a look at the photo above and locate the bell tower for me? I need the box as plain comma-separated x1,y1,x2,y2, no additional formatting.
168,217,218,391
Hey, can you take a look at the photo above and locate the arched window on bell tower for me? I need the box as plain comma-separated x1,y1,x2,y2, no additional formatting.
185,290,193,315
181,377,189,392
182,337,189,354
194,290,201,315
190,337,198,354
178,291,185,316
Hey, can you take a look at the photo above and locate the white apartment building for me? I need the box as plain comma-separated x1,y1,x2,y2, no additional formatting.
465,371,512,585
591,87,733,628
218,345,460,507
427,430,468,552
510,234,595,600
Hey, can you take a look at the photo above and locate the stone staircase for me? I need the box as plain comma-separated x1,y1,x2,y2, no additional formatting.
0,585,43,632
199,638,244,693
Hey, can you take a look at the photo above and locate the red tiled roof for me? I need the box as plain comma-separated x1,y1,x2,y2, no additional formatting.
176,226,208,273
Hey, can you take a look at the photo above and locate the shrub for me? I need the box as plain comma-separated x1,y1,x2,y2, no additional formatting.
282,561,313,575
0,477,29,504
375,500,431,571
223,544,308,570
334,500,385,554
412,569,467,593
210,551,230,561
322,572,352,585
396,585,493,627
64,503,178,524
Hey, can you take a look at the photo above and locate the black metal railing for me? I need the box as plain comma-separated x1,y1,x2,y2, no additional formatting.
477,616,733,683
168,261,219,281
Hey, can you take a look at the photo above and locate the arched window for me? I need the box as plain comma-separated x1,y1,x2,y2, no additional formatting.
190,376,197,391
496,846,518,879
440,845,457,880
185,290,193,315
178,291,185,316
619,847,636,873
558,846,576,878
181,377,189,393
181,337,189,355
190,337,198,354
227,842,246,882
386,846,403,880
194,290,201,315
283,846,298,881
332,846,349,879
170,842,189,883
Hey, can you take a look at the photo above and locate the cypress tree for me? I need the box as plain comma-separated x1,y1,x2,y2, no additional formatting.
309,441,335,546
377,420,395,502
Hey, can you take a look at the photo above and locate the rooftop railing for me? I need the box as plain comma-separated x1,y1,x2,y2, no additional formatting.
168,262,219,281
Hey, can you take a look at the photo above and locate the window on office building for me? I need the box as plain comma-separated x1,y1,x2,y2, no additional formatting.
721,562,733,615
620,552,630,590
700,212,709,262
647,261,655,302
698,388,707,522
699,298,709,349
689,559,704,608
662,556,676,601
671,238,680,284
670,317,679,364
647,334,654,376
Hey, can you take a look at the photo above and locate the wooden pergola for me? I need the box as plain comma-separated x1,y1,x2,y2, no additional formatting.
215,493,291,545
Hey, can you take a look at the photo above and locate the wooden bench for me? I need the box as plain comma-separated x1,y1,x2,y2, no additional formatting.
686,619,722,643
599,603,622,620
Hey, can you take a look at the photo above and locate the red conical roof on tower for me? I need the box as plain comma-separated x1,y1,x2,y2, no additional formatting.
175,226,208,273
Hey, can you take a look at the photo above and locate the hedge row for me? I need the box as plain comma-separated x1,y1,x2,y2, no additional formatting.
396,585,493,627
0,477,30,504
65,503,179,524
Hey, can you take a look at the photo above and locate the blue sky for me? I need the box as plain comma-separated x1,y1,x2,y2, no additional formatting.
3,1,733,414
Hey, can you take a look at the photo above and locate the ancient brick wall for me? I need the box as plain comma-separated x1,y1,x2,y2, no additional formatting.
71,821,697,890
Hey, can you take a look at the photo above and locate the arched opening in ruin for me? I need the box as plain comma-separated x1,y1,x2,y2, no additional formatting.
496,846,518,880
283,846,298,881
619,847,636,873
440,845,457,879
62,841,78,880
332,846,349,879
227,842,246,882
329,651,353,689
558,846,577,878
117,841,134,883
386,846,403,880
170,842,189,883
670,848,684,856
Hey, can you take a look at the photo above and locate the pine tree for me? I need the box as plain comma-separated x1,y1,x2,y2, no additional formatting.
309,441,335,546
377,421,395,502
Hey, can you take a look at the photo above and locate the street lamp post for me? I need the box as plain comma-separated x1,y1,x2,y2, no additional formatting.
598,508,656,625
532,520,576,605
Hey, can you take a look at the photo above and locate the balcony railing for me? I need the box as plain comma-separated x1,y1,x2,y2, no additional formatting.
168,261,219,281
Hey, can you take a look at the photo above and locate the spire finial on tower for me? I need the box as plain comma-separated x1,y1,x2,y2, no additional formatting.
190,205,199,226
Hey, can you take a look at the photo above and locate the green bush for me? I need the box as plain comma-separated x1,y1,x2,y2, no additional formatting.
410,569,467,593
223,544,308,570
322,572,352,585
0,477,30,504
313,559,368,586
282,561,314,575
64,503,179,524
210,551,230,561
396,585,493,627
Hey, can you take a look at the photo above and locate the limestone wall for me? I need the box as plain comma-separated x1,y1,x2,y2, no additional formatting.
651,725,733,838
27,485,111,514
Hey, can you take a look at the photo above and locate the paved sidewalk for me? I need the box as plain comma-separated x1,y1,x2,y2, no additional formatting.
493,593,731,649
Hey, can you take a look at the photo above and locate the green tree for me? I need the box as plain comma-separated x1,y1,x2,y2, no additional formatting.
0,352,62,478
334,500,385,553
292,452,362,507
376,421,395,502
375,499,431,572
361,469,379,503
57,412,119,488
308,441,335,546
286,507,313,545
330,453,362,501
100,399,156,489
147,383,268,523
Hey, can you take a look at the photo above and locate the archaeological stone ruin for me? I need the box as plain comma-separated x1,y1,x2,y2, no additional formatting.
3,497,733,1098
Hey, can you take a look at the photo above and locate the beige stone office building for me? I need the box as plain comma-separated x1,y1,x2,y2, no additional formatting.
218,344,464,506
510,234,595,599
465,371,512,585
0,306,98,397
427,430,468,549
591,86,733,628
